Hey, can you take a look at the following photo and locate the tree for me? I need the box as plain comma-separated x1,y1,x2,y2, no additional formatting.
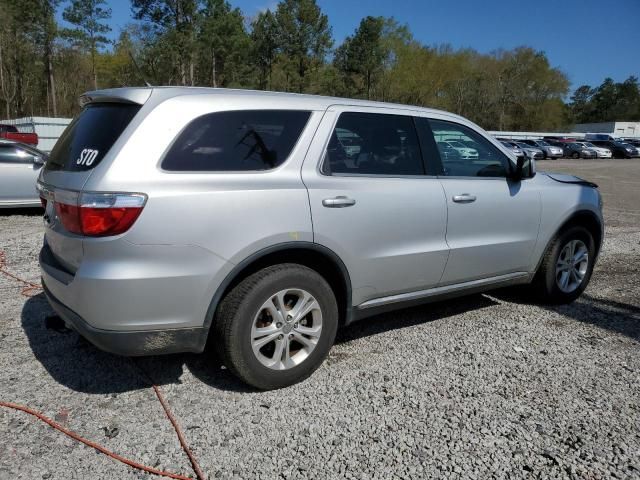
251,9,278,90
62,0,111,90
197,0,250,88
274,0,332,93
334,16,386,99
569,76,640,124
569,85,593,123
131,0,199,85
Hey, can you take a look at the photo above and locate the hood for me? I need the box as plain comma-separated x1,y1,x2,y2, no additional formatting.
542,172,598,188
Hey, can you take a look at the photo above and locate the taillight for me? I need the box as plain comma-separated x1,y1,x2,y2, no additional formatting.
51,190,146,237
79,193,146,236
36,182,52,210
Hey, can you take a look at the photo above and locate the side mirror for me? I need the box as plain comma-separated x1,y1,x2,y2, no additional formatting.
511,156,536,180
32,154,45,166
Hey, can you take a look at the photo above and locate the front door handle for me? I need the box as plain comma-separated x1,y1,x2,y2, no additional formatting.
322,196,356,208
452,194,476,203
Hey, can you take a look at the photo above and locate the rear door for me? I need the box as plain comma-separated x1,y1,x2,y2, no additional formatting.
421,117,540,284
0,144,43,205
301,106,449,307
40,102,141,272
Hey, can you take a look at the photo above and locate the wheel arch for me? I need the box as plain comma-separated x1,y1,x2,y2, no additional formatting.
203,242,353,334
534,209,603,275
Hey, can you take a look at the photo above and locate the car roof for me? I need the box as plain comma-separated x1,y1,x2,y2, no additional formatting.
82,86,467,120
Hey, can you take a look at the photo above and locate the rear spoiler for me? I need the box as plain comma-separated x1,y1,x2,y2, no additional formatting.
79,88,152,107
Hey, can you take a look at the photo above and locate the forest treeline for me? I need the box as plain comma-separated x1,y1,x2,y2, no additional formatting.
1,0,639,130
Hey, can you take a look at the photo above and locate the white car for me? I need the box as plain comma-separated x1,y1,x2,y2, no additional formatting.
0,139,47,207
445,140,478,159
577,142,612,159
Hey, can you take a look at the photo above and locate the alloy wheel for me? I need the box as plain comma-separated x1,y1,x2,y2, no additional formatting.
555,239,589,293
250,288,323,370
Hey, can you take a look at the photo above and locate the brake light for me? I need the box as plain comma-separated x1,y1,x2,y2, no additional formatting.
52,191,146,237
55,201,82,234
36,182,52,210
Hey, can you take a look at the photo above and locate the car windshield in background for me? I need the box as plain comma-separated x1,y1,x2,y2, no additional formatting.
46,103,140,172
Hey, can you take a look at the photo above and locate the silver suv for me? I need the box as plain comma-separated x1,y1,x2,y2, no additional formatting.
38,88,603,389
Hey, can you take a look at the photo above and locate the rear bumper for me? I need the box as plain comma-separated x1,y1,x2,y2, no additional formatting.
42,280,208,355
38,238,231,355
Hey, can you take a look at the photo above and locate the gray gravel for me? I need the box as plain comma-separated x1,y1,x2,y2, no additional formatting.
1,159,639,480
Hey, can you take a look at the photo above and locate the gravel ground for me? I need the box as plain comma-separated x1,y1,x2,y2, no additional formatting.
1,159,639,480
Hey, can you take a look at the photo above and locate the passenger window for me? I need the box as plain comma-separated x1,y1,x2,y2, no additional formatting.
162,110,310,171
0,146,31,164
428,119,510,177
322,112,424,176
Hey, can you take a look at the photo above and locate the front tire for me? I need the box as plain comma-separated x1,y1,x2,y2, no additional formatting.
532,226,596,304
213,264,338,390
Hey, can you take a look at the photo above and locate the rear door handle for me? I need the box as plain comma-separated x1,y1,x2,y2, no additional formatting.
322,196,356,208
452,194,476,203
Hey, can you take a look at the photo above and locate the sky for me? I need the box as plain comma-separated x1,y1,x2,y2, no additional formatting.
56,0,640,92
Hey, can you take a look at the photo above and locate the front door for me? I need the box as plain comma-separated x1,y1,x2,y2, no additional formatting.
422,117,541,285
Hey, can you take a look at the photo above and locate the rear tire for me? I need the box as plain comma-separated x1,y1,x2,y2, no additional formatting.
213,264,338,390
531,226,595,304
571,151,580,159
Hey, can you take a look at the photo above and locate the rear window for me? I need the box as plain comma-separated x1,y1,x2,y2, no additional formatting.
161,110,310,171
46,103,140,171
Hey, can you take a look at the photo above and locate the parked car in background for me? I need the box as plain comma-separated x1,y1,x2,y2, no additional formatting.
575,142,612,159
624,143,640,157
519,139,563,159
444,140,479,159
514,142,544,160
0,124,39,146
562,142,597,159
0,139,47,207
590,140,638,158
620,138,640,148
500,141,524,157
37,87,604,390
584,133,619,142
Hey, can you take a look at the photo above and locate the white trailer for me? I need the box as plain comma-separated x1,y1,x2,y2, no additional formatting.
0,116,71,152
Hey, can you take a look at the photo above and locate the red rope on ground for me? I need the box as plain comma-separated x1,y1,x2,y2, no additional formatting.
0,401,193,480
0,250,42,297
0,249,206,479
151,385,207,480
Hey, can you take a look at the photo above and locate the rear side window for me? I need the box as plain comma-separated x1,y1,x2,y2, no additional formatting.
162,110,311,171
322,112,424,176
46,103,140,171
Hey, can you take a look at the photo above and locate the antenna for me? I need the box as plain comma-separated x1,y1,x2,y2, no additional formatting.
127,49,153,88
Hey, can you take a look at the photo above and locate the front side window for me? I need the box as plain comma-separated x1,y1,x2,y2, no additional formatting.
322,112,424,176
428,119,511,177
162,110,311,171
